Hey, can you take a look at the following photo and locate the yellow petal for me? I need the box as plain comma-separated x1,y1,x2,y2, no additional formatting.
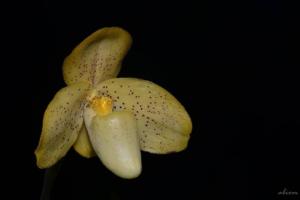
84,109,141,179
63,27,132,86
89,78,193,154
35,82,89,168
73,124,96,158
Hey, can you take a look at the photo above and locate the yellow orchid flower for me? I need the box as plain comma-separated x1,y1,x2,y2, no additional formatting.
35,27,192,179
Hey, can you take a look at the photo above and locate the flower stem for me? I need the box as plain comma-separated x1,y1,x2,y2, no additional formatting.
40,160,62,200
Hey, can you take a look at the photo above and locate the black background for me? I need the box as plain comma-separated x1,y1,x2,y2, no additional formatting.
4,0,299,199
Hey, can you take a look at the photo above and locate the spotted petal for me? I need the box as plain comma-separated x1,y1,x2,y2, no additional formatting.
63,27,132,86
35,82,89,168
89,78,193,154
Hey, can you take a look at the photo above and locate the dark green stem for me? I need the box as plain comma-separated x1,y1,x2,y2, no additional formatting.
40,160,62,200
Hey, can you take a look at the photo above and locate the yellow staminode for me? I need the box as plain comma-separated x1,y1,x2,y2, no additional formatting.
91,96,113,116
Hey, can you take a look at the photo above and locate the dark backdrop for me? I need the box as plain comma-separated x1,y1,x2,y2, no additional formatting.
6,0,299,199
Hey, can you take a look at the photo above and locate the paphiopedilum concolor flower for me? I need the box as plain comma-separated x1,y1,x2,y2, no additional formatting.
35,27,192,179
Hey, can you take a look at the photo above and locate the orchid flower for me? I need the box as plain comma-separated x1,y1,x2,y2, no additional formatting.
35,27,192,179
